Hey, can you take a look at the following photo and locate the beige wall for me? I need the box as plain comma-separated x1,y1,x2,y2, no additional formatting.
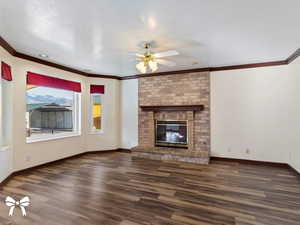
0,46,121,174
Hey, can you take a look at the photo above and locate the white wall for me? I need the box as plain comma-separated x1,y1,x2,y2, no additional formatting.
120,79,138,149
211,63,300,173
211,65,292,163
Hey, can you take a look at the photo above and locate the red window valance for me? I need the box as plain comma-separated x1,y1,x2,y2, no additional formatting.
1,61,12,81
27,72,82,92
90,85,105,94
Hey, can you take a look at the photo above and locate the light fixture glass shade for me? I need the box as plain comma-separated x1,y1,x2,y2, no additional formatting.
136,62,147,73
149,60,158,72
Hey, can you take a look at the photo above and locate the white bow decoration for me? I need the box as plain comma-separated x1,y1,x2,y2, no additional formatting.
5,196,30,216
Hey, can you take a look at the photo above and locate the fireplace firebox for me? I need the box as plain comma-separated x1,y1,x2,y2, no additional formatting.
155,120,188,148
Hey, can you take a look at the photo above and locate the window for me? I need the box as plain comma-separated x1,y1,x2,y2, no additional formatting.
1,61,12,148
91,94,102,132
26,85,81,142
90,84,104,133
1,80,10,147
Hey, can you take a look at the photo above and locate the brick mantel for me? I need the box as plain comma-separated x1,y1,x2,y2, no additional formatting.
140,105,204,111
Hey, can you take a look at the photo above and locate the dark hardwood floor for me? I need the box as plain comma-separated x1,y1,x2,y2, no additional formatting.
0,152,299,225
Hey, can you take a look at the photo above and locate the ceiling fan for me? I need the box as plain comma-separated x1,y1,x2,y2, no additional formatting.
135,43,179,73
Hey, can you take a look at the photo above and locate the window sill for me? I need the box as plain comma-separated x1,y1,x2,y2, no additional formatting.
26,132,81,143
89,130,104,135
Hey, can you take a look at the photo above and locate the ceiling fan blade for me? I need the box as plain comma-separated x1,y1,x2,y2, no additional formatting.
154,50,179,58
156,59,176,67
136,53,145,58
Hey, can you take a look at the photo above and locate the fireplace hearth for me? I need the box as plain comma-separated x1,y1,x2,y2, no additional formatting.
155,120,188,148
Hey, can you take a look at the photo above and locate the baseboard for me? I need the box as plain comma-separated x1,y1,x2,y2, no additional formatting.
118,148,132,153
0,174,14,189
287,164,300,176
211,156,300,177
210,156,287,167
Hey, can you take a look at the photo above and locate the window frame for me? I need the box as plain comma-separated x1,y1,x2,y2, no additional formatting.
89,93,104,134
0,76,12,151
26,88,81,143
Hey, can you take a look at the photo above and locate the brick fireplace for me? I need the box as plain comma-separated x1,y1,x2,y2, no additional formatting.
132,71,210,164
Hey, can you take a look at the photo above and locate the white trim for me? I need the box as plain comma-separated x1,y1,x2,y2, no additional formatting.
26,132,81,143
74,92,81,132
26,88,82,142
89,130,104,135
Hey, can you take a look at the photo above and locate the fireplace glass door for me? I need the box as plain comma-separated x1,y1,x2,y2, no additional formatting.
155,120,188,148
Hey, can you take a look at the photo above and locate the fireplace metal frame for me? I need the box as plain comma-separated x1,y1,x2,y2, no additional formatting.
155,119,188,149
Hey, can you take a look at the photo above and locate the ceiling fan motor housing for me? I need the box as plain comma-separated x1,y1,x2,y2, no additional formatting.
142,52,156,66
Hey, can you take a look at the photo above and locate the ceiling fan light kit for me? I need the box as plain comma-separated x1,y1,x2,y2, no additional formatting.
135,43,178,74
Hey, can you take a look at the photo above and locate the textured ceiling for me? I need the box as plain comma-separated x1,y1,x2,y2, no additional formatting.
0,0,299,76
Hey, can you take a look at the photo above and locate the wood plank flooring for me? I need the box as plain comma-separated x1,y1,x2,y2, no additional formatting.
0,152,299,225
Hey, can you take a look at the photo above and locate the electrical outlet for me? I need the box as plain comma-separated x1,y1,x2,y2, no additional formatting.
25,155,31,162
246,149,250,154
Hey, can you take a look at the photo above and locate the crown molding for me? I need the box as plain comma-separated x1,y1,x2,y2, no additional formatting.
15,52,88,76
0,36,17,56
121,53,297,79
286,48,300,64
209,60,288,72
87,73,121,79
0,35,120,80
1,35,299,80
120,67,210,80
14,52,120,79
120,60,289,80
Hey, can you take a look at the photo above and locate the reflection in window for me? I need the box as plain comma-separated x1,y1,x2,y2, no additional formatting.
26,86,79,138
91,94,102,131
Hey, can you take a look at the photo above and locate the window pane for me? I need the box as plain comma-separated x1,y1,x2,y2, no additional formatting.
92,95,102,130
26,86,75,137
